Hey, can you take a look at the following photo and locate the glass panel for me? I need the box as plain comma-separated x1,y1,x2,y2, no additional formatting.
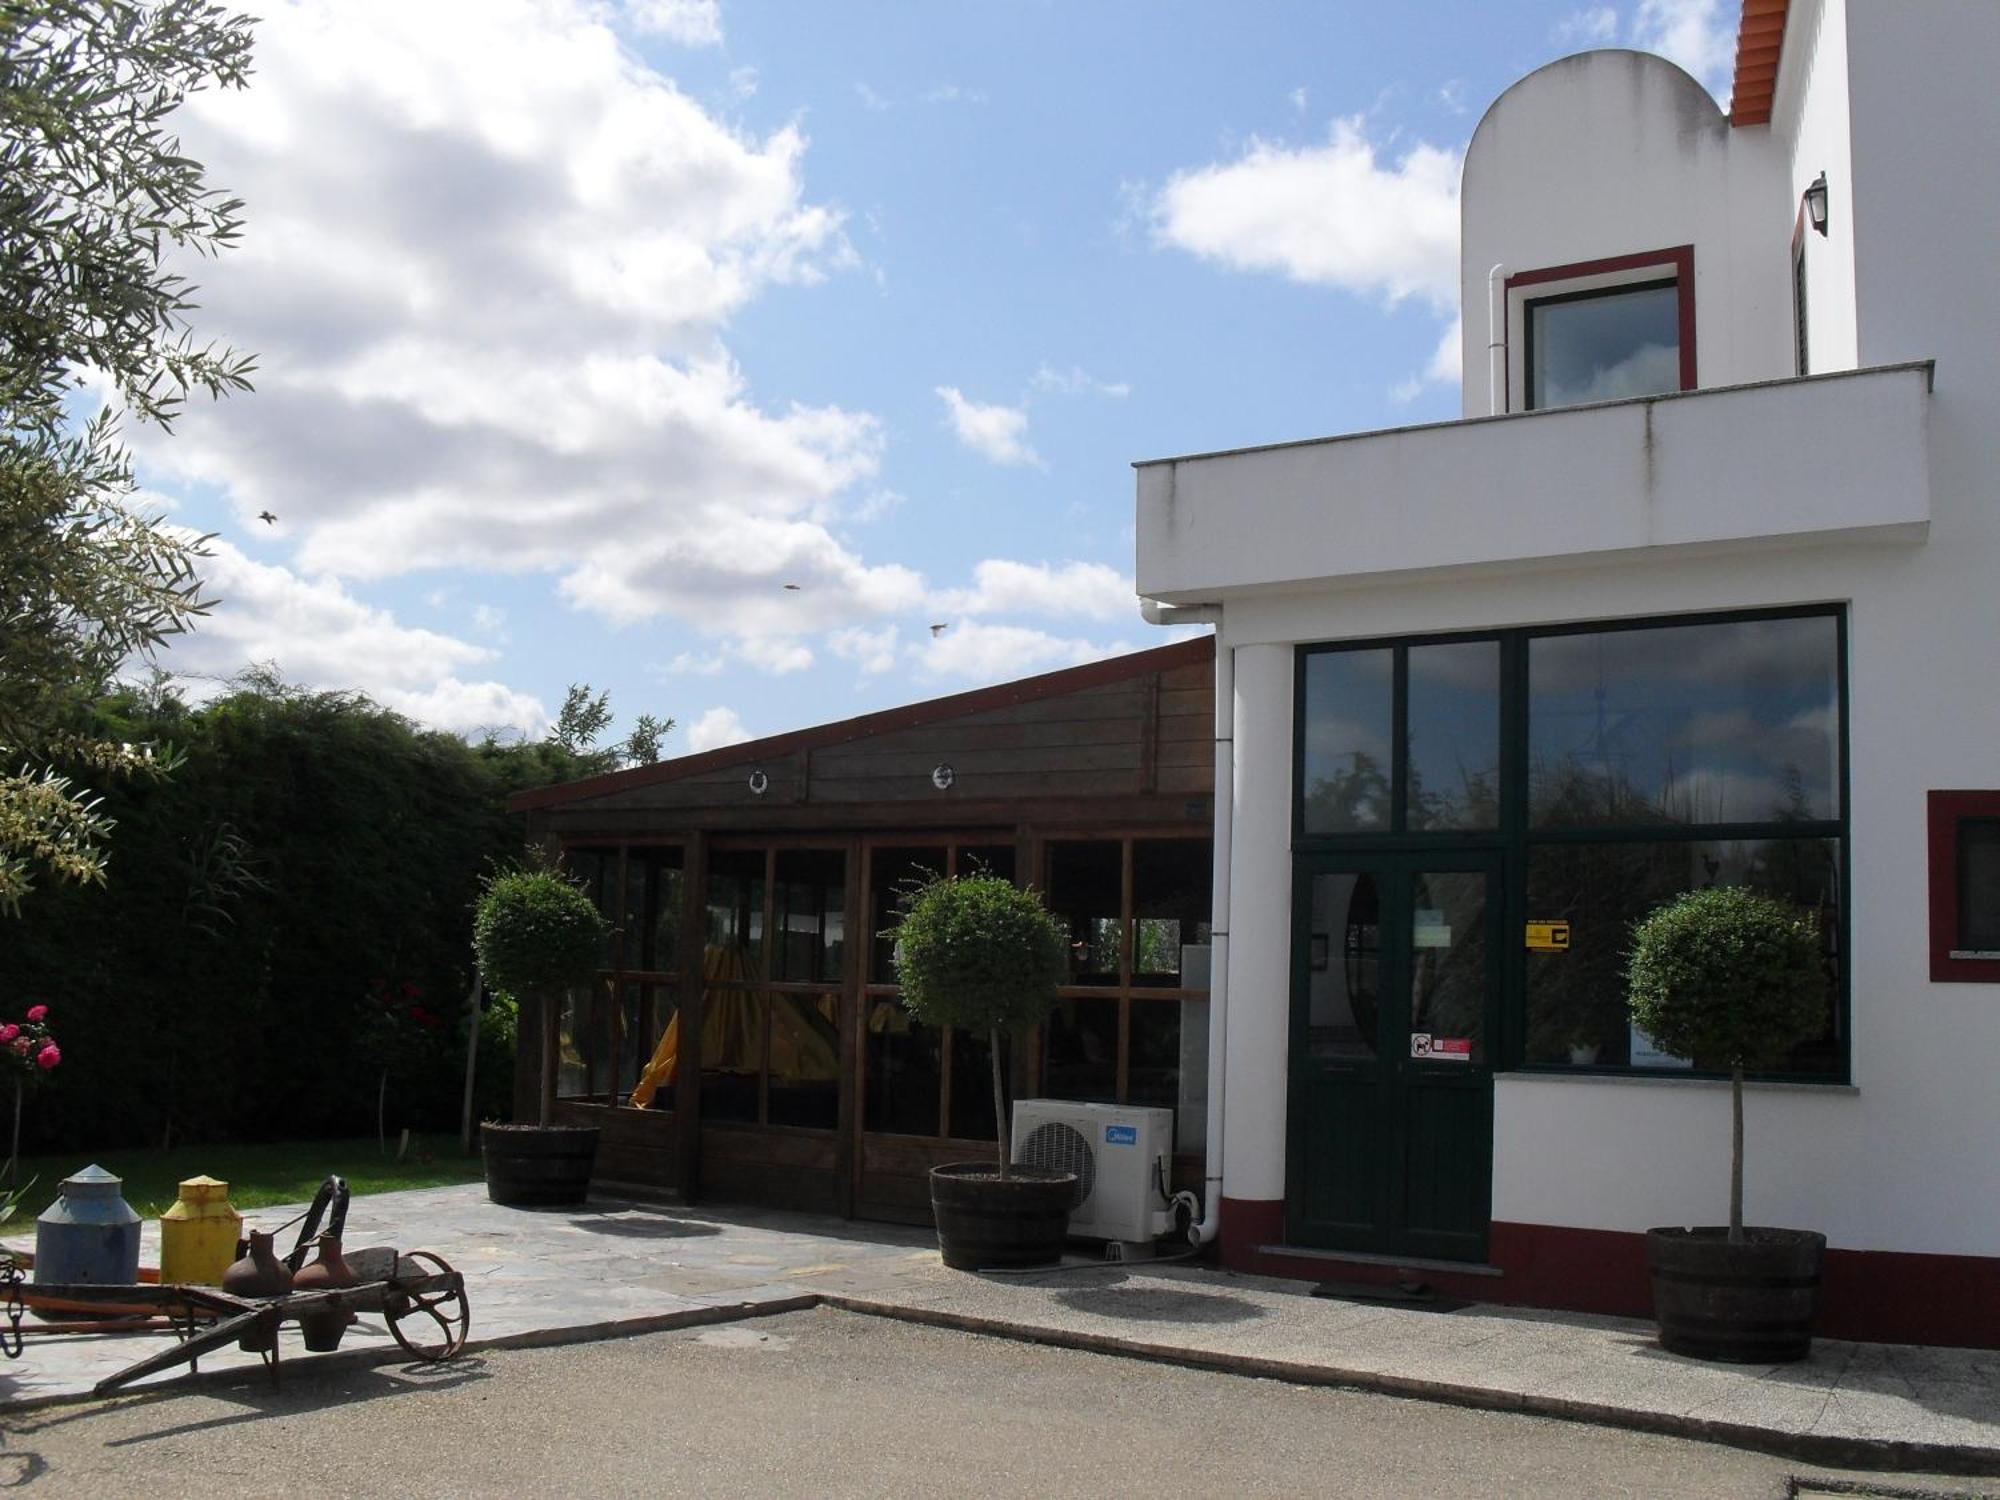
564,849,618,969
1959,820,2000,952
1128,1000,1182,1112
772,848,845,983
625,849,684,973
1132,838,1212,988
956,845,1016,882
864,999,942,1136
1407,871,1487,1064
767,993,840,1128
557,976,614,1098
1306,872,1380,1061
1173,998,1209,1153
1528,281,1680,409
1529,615,1841,828
706,848,767,956
948,1030,1010,1141
869,847,946,983
1523,837,1841,1072
1301,649,1393,833
1047,840,1123,986
1041,998,1119,1102
698,984,765,1123
1407,641,1501,831
629,982,678,1110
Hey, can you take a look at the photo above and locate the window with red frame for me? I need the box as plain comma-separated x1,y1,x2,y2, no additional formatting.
1929,791,2000,981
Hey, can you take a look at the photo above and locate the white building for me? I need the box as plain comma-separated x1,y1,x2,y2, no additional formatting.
1135,0,2000,1346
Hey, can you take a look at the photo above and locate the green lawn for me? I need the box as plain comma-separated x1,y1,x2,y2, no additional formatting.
3,1136,485,1226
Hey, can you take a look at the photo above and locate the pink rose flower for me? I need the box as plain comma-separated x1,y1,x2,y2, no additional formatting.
24,1005,47,1023
0,1026,18,1044
35,1044,59,1071
11,1038,30,1057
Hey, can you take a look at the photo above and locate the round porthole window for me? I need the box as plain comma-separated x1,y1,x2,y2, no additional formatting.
931,764,955,791
747,769,769,796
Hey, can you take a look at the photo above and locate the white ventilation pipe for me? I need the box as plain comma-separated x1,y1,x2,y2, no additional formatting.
1487,262,1510,415
1138,597,1220,628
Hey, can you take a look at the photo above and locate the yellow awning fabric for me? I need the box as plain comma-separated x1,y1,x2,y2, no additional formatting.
628,945,840,1109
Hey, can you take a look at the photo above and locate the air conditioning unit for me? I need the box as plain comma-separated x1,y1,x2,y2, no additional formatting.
1012,1100,1174,1244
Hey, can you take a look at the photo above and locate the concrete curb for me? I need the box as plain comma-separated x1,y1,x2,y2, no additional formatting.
817,1294,2000,1479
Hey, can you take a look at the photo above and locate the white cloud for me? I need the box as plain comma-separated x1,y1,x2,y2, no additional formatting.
1288,86,1308,115
729,65,759,99
1152,117,1461,312
922,84,988,106
124,0,931,654
854,81,892,112
1030,364,1130,399
1555,6,1621,46
938,560,1134,623
910,622,1133,685
1632,0,1735,95
625,0,722,46
828,624,900,676
935,386,1040,467
732,635,814,675
1391,314,1464,403
153,538,546,735
471,603,507,639
667,650,725,675
687,705,753,751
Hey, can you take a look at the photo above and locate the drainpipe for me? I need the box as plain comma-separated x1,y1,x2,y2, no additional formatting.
1136,595,1228,1248
1487,262,1510,416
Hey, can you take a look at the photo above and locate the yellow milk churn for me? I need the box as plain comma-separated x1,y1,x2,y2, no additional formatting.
159,1176,242,1286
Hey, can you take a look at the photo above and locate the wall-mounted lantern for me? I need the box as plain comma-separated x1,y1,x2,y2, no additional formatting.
1803,173,1829,237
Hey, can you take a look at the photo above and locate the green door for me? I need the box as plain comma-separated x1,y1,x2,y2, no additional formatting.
1287,853,1499,1263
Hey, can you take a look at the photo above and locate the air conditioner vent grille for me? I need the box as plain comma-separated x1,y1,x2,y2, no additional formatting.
1017,1121,1093,1209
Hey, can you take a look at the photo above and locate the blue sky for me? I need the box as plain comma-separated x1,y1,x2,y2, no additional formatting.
130,0,1737,755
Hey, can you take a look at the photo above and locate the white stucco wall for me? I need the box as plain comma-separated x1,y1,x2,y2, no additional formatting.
1772,0,1859,372
1459,50,1789,417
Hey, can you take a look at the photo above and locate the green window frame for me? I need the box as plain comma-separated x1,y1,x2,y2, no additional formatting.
1293,605,1850,1082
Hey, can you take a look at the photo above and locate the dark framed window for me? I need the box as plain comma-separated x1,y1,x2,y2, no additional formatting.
1928,792,2000,981
1296,606,1848,1081
1506,246,1696,412
1793,233,1811,377
558,843,684,1107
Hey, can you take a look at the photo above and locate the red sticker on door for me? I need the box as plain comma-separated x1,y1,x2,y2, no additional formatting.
1413,1035,1472,1060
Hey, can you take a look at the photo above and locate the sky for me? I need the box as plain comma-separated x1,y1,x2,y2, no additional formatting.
127,0,1740,757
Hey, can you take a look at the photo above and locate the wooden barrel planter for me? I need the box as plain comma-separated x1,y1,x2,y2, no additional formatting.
1646,1226,1826,1363
928,1163,1077,1271
481,1124,601,1208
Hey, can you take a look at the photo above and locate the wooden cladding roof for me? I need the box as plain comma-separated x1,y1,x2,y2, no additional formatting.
511,634,1214,817
1729,0,1791,126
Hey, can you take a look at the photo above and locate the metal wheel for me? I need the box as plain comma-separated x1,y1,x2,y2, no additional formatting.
383,1250,469,1362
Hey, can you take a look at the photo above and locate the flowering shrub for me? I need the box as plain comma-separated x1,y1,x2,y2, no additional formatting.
1,1005,61,1080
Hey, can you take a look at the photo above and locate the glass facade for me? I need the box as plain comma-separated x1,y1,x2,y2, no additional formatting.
1527,280,1681,409
1298,608,1847,1080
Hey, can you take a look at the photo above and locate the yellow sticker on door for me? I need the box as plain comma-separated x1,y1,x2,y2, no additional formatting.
1525,920,1571,952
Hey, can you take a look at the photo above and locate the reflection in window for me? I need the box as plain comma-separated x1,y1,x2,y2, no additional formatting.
1048,841,1123,985
1042,997,1118,1102
1527,280,1680,409
766,993,840,1128
1301,649,1393,833
772,848,844,983
869,847,946,983
565,849,618,969
1307,872,1379,1061
1529,615,1840,829
558,976,615,1098
1407,641,1501,831
1408,872,1487,1062
624,849,683,972
1524,838,1840,1072
948,1030,1009,1141
1129,1001,1185,1113
865,998,941,1136
1133,838,1210,987
1962,820,2000,953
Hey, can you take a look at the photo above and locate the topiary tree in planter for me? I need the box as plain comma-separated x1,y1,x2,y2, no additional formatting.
891,873,1070,1268
472,867,609,1206
1626,885,1829,1360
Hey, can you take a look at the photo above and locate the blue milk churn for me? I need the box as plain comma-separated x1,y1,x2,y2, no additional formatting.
34,1164,142,1286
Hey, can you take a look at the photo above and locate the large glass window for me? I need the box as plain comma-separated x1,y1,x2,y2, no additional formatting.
1297,609,1847,1082
558,845,683,1106
1526,280,1681,409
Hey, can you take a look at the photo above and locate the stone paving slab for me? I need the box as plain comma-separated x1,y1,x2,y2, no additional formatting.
4,1183,1998,1474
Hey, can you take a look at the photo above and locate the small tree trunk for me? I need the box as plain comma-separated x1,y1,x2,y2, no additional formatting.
990,1026,1009,1180
459,968,482,1155
539,989,560,1128
1729,1063,1745,1245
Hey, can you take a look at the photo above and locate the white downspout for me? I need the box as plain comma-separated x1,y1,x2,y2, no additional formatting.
1138,596,1229,1248
1193,637,1231,1246
1487,262,1510,416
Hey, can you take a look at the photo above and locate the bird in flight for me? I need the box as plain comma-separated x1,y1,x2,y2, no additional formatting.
929,622,949,637
783,583,801,591
257,510,277,525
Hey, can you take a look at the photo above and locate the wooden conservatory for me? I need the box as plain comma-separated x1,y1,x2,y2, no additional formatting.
509,636,1215,1224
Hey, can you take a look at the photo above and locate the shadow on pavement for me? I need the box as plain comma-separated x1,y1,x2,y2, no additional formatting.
1052,1283,1267,1326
